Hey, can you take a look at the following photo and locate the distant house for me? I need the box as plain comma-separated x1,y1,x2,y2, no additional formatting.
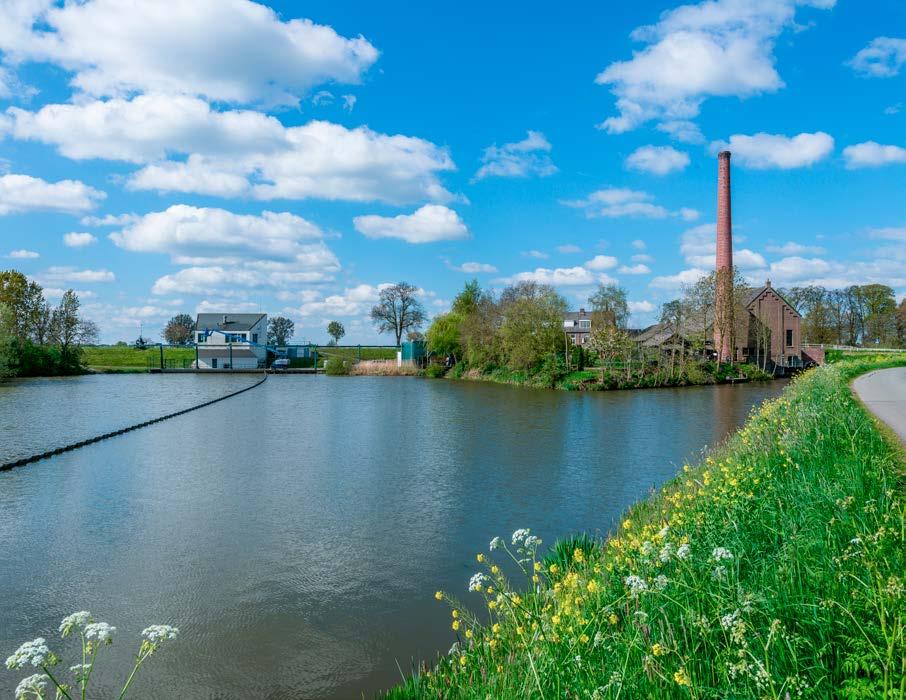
194,313,268,369
563,308,593,345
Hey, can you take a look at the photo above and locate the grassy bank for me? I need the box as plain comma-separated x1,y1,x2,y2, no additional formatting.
81,345,195,371
388,359,906,699
446,360,773,391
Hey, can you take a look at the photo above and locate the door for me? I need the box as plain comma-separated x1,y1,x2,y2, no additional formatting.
211,358,218,368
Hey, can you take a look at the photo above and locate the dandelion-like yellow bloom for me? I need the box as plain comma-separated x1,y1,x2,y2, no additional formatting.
651,643,666,656
674,667,691,686
465,629,473,639
476,553,485,563
488,601,497,610
452,610,459,619
496,664,503,673
489,639,497,649
451,620,460,631
549,564,560,575
608,613,619,626
580,633,590,644
623,519,633,530
435,591,443,601
551,615,561,625
573,548,585,563
516,626,524,635
586,579,600,594
534,561,542,572
490,565,500,575
459,655,467,666
492,623,500,635
532,574,540,584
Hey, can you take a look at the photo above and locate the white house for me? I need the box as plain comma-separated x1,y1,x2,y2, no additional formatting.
563,309,593,345
194,313,268,369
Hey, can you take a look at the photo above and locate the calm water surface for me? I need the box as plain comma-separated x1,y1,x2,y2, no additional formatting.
0,375,785,698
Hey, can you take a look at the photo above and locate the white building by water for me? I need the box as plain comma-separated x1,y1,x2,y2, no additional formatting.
194,313,268,369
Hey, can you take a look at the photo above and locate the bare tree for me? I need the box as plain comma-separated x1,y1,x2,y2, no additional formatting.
370,282,426,346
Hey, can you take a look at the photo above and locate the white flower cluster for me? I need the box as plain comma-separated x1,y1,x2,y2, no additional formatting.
654,574,669,590
523,535,542,550
15,673,47,699
711,547,734,561
142,625,179,644
84,622,116,643
70,663,91,682
469,572,489,592
658,542,674,563
5,638,50,670
624,575,648,597
489,536,502,551
59,611,92,636
676,543,691,560
720,609,740,630
511,529,531,546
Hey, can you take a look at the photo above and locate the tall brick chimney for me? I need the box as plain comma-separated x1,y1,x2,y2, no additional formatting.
714,151,733,362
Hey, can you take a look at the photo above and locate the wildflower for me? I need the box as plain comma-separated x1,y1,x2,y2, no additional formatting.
674,667,691,687
459,655,467,666
580,633,590,644
451,610,459,619
451,620,460,631
14,673,47,699
549,564,559,575
435,591,443,601
490,565,500,575
640,541,654,557
622,519,632,530
711,547,733,561
624,575,648,598
70,663,91,682
516,626,524,635
468,573,489,592
524,535,542,549
6,639,51,670
654,574,669,590
586,579,600,594
476,553,485,563
532,575,540,584
84,623,116,644
533,561,542,572
608,613,619,626
465,629,473,639
676,543,691,560
573,548,585,563
496,664,503,673
489,536,502,551
511,528,531,546
59,611,92,637
487,600,497,610
551,615,561,626
712,566,727,581
492,623,501,635
139,626,176,649
651,643,666,657
659,542,674,562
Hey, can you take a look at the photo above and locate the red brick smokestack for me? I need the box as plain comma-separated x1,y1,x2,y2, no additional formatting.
714,151,733,362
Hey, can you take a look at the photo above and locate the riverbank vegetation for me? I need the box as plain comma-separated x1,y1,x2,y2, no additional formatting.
0,270,98,378
426,279,774,391
388,358,906,698
80,345,196,372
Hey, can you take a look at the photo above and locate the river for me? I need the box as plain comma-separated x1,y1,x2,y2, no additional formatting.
0,374,784,698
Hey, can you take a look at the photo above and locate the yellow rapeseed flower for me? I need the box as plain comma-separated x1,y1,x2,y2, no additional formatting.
534,561,542,572
586,579,600,594
608,613,619,626
451,620,460,631
491,565,500,575
674,667,691,686
651,643,666,656
459,655,467,666
452,610,459,618
549,564,560,575
476,553,485,563
551,615,561,626
435,591,443,601
465,629,473,639
580,633,590,644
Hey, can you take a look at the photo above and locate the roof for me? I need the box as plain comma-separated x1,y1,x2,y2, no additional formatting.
744,285,801,317
198,348,258,359
563,309,592,322
195,313,266,332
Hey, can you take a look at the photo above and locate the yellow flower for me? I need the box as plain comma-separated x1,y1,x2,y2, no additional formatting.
451,620,460,631
532,574,540,584
573,548,585,563
586,579,600,594
488,601,497,610
434,591,443,601
579,633,590,644
491,565,500,575
492,623,501,635
487,586,494,594
608,613,619,626
534,561,542,572
459,655,467,666
674,667,691,687
511,594,522,605
465,629,473,639
549,564,560,575
489,639,497,649
476,553,485,563
452,610,459,618
516,626,524,635
551,615,561,626
496,664,503,673
651,643,666,657
623,519,633,530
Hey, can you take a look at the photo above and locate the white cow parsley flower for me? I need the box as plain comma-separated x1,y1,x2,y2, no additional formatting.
655,574,669,590
15,673,48,699
624,575,648,597
489,536,502,551
70,663,91,682
511,529,531,546
84,623,116,643
676,543,691,560
469,573,490,592
6,639,51,669
142,625,179,644
60,611,92,637
711,547,733,561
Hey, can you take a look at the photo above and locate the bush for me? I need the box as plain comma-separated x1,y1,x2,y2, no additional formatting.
424,363,448,378
324,356,350,375
534,352,567,388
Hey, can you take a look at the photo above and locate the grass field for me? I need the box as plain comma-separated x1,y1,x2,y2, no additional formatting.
81,345,196,371
314,346,398,362
388,357,906,699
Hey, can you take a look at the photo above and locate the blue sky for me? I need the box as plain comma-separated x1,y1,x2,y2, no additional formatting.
0,0,904,343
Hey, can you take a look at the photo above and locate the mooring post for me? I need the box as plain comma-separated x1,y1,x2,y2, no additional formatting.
159,343,164,370
229,342,233,369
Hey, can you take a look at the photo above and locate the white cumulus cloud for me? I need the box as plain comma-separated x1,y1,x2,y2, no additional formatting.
0,173,105,214
7,249,39,259
63,232,97,247
562,187,696,220
713,132,834,169
843,141,906,169
595,0,834,133
474,130,557,180
353,205,469,244
848,37,906,78
38,266,115,284
0,0,378,105
619,264,651,274
625,145,690,175
453,261,498,273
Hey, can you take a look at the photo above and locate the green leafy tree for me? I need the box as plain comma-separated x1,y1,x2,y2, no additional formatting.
589,283,629,329
163,313,195,345
0,270,45,341
426,312,462,361
327,320,346,345
498,282,567,370
0,303,15,378
267,316,295,346
587,324,632,383
370,282,426,346
50,290,97,371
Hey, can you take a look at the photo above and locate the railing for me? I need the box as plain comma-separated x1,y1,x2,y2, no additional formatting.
802,344,906,353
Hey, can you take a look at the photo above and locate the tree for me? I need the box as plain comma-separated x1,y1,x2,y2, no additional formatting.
370,282,426,346
897,299,906,347
50,290,97,370
857,284,896,346
0,303,15,378
587,324,631,383
659,299,685,378
163,313,195,345
426,312,462,361
327,321,345,345
589,283,629,329
0,270,45,341
498,282,566,370
268,316,295,346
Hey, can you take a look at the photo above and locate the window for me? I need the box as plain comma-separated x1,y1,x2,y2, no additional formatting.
211,358,218,368
786,329,793,347
196,332,204,343
252,333,258,343
579,319,591,329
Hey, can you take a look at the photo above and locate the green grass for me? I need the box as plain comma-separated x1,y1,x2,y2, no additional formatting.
81,345,195,370
314,346,398,362
387,358,906,699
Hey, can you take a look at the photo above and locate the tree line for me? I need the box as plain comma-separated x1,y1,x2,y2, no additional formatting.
0,270,98,377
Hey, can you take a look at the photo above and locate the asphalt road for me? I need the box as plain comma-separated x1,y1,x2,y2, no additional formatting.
852,366,906,442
